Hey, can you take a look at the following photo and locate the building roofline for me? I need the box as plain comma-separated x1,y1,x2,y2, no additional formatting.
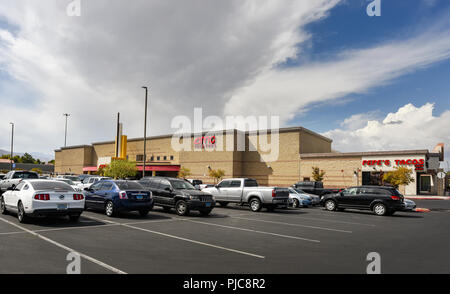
63,126,332,148
54,145,92,152
300,150,430,159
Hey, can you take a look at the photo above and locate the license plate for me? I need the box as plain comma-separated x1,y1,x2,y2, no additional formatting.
136,195,143,200
57,204,68,210
205,202,211,207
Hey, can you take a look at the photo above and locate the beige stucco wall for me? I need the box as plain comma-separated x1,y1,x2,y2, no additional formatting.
300,156,362,188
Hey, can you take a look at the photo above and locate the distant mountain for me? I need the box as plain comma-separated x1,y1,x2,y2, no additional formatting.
0,149,54,163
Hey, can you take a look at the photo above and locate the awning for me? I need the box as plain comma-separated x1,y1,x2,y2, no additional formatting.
137,165,180,172
82,166,98,172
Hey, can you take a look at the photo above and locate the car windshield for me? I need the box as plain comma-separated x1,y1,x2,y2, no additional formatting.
64,176,79,181
59,179,75,185
31,181,74,191
169,180,196,190
115,181,144,190
13,172,38,179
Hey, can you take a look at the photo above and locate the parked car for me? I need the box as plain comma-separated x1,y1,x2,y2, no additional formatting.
0,180,85,223
139,177,215,216
0,174,5,180
403,198,417,212
58,175,81,185
292,188,321,205
84,180,153,217
78,176,111,190
55,178,82,192
186,179,203,189
77,174,92,183
321,186,406,216
292,181,341,196
0,171,39,194
202,178,289,212
288,188,312,208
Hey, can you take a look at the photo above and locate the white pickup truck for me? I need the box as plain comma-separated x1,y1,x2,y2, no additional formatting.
202,178,289,212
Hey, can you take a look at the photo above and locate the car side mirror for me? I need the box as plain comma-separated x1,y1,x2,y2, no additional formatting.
7,186,15,191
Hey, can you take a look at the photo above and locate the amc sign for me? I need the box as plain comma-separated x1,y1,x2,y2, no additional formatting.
362,158,425,171
194,136,216,150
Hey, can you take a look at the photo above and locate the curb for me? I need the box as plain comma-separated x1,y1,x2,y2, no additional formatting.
405,197,450,200
414,208,431,213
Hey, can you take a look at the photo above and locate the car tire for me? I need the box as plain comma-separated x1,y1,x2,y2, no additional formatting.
17,202,29,223
249,198,262,212
373,203,388,216
105,201,117,217
175,200,190,216
0,196,7,215
138,210,150,217
292,199,300,208
69,214,81,222
324,199,337,211
199,209,212,216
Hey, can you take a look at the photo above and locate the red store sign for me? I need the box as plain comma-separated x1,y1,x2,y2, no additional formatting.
362,159,425,171
194,136,216,149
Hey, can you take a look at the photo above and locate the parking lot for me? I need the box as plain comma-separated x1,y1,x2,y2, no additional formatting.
1,200,449,274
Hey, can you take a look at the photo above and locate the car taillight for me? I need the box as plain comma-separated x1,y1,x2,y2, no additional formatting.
73,194,84,200
34,194,50,201
391,195,401,201
119,191,128,199
272,189,276,197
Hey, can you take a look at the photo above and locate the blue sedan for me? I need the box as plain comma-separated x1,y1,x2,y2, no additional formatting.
84,180,154,217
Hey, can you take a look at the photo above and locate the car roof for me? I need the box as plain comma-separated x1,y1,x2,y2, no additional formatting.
349,185,396,190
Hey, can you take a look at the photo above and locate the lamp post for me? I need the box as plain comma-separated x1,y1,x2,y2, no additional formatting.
63,113,70,147
142,86,148,178
9,122,14,171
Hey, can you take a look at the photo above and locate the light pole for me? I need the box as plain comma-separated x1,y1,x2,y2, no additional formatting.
9,122,14,171
142,86,148,178
63,113,70,147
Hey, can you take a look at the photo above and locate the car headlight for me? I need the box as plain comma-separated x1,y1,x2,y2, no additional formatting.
189,195,199,200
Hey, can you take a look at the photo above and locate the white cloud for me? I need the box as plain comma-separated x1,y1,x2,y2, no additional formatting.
224,29,450,121
323,103,450,155
0,0,341,156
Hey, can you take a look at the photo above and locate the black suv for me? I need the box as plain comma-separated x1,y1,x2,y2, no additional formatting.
321,186,405,216
138,177,215,216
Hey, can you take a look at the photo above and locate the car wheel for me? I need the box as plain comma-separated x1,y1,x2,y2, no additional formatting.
292,199,300,208
69,214,81,222
138,210,150,217
17,202,29,223
373,203,387,216
105,201,116,217
249,198,262,212
0,196,8,215
175,200,190,216
199,209,212,216
324,200,337,211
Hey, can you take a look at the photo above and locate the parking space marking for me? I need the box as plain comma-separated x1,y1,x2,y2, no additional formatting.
288,215,376,227
183,219,321,243
230,216,353,233
0,230,26,236
82,215,265,259
0,217,127,274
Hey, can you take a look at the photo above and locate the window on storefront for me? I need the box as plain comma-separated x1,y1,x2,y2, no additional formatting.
136,155,144,162
420,175,432,193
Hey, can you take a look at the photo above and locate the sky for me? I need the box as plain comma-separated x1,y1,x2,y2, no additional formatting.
0,0,449,165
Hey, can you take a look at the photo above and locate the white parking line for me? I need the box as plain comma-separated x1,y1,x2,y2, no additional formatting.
289,215,376,227
0,217,127,274
183,219,321,243
231,216,353,233
82,215,265,259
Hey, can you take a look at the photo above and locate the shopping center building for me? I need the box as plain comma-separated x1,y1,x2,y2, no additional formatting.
54,127,446,196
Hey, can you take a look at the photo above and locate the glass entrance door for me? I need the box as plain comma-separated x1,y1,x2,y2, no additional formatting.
420,175,432,193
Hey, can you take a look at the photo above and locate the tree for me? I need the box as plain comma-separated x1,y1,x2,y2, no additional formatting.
383,167,415,188
21,153,35,164
178,167,192,179
48,159,55,165
209,168,225,184
312,167,326,182
31,168,42,175
103,160,137,179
